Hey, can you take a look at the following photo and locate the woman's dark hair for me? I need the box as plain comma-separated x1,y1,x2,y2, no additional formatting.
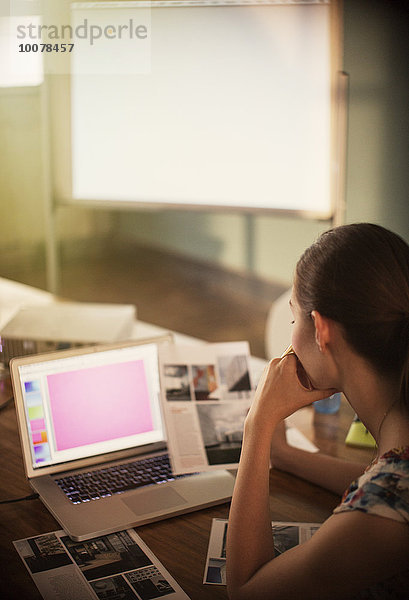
295,223,409,411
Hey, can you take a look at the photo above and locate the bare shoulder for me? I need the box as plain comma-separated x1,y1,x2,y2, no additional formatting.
307,510,409,577
286,510,409,598
230,510,409,600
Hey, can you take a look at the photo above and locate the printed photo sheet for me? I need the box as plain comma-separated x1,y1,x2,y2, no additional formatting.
14,529,190,600
203,518,321,585
159,341,254,474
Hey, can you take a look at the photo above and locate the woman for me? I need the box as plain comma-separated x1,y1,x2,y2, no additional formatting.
226,223,409,599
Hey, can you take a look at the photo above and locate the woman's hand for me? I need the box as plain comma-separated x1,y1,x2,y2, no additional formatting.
245,355,336,437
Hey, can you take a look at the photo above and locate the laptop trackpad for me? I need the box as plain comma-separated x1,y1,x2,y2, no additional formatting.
122,487,187,515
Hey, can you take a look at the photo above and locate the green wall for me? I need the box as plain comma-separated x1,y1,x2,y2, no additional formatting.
343,0,409,233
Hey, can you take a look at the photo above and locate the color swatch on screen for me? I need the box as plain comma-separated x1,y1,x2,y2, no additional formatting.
47,359,153,451
28,405,43,420
25,380,41,394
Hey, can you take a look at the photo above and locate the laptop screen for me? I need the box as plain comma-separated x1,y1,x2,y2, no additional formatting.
16,343,165,470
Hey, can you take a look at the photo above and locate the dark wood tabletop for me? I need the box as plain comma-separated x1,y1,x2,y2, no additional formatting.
0,376,373,600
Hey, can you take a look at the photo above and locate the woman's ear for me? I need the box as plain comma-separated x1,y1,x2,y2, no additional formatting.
311,311,331,352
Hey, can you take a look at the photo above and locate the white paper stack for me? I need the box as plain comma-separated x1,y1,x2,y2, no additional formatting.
1,302,136,343
0,301,136,365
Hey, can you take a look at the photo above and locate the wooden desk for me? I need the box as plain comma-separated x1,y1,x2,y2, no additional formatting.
0,376,372,600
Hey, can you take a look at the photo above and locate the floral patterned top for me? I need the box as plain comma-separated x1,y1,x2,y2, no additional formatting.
333,446,409,599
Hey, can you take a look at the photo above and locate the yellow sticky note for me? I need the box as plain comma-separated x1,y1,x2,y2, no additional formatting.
345,420,376,448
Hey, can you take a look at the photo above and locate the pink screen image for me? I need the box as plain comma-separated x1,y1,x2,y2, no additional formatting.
47,360,154,451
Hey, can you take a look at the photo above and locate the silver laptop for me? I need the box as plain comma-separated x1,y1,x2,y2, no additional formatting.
10,336,235,541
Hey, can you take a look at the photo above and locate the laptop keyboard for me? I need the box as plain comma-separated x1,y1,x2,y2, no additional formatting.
55,453,190,504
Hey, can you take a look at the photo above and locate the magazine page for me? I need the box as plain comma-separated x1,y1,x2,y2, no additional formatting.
159,342,254,474
203,518,321,585
14,529,190,600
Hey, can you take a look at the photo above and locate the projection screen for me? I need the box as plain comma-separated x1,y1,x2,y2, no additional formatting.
68,0,337,217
